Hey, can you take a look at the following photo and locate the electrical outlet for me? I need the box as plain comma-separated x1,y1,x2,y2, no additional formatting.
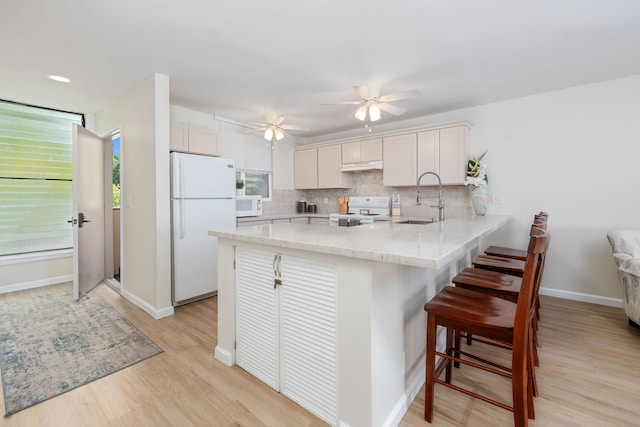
324,197,328,204
491,193,504,204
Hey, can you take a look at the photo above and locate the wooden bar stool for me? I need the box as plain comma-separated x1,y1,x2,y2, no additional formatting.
453,239,549,396
472,218,547,277
451,222,551,400
424,227,550,427
472,254,525,276
484,213,548,260
471,218,549,327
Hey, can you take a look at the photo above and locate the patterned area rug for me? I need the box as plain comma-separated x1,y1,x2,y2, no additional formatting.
0,288,163,416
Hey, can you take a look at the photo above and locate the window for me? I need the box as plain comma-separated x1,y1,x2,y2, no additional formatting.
237,170,271,200
112,132,121,207
0,100,84,256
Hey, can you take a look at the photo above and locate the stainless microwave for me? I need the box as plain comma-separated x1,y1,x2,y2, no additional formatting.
236,195,262,217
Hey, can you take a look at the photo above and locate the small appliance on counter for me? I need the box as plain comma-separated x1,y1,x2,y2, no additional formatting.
391,193,401,216
236,195,262,217
296,201,307,213
307,204,317,213
338,218,361,227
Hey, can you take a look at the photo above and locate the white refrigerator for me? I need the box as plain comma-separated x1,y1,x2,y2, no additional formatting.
171,152,236,306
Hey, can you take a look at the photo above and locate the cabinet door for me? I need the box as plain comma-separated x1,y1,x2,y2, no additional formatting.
341,141,361,164
170,123,188,152
417,130,440,186
294,148,318,189
188,126,220,157
439,126,469,185
318,145,351,188
280,255,337,425
235,248,279,390
383,133,417,186
361,138,383,162
342,139,382,164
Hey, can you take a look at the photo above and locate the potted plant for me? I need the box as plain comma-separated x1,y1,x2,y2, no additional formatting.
464,150,489,215
236,179,245,195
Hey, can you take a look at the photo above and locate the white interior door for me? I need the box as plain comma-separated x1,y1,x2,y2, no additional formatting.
72,124,106,300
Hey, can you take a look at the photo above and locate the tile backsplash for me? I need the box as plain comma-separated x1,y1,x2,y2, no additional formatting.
263,170,473,219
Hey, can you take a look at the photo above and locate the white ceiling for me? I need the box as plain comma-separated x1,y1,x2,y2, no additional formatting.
2,0,640,139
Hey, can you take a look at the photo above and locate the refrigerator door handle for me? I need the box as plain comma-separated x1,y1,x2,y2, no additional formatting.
179,158,184,199
179,158,186,239
180,198,185,239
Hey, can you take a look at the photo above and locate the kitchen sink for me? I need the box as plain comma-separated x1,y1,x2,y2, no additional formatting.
394,219,436,225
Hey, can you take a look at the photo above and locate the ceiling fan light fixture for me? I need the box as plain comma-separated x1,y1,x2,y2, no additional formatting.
368,103,381,121
355,105,367,121
264,127,274,141
274,128,285,141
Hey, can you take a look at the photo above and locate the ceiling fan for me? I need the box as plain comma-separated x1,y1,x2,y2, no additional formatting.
248,115,308,142
325,84,421,122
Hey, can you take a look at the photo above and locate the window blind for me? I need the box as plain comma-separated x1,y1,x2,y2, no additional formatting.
0,100,83,256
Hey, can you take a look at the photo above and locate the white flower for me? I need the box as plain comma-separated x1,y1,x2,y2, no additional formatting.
465,150,488,188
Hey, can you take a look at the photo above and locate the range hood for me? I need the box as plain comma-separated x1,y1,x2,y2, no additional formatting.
340,160,383,172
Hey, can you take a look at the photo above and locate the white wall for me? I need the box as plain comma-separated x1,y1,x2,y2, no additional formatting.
0,251,72,292
95,73,173,318
305,74,640,303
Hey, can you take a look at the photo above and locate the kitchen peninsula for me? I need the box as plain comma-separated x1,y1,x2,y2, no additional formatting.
209,214,510,427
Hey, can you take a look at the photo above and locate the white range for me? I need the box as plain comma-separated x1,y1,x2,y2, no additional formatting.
329,196,390,225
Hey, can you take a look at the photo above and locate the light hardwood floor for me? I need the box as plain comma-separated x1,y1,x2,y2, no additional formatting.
2,283,639,426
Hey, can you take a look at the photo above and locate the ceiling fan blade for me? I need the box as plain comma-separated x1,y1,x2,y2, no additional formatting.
321,101,362,105
379,89,421,103
353,85,373,99
281,124,309,131
378,103,406,115
248,121,268,127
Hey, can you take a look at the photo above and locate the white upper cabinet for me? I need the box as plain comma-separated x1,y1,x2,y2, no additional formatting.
418,125,470,185
438,125,469,184
384,122,471,187
417,130,440,186
318,145,352,188
294,145,352,189
294,147,318,189
170,123,221,157
341,138,383,164
296,121,471,189
382,133,418,186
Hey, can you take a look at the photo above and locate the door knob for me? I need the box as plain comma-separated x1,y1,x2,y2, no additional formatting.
78,212,91,228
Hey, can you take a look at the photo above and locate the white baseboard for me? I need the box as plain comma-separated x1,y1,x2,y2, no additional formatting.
0,275,72,294
383,360,426,427
539,287,623,308
121,288,174,319
215,345,234,366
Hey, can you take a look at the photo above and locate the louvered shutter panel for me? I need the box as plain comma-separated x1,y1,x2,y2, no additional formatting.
280,255,337,425
235,247,279,390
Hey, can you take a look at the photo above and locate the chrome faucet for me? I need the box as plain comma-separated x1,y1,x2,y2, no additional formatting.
417,171,445,222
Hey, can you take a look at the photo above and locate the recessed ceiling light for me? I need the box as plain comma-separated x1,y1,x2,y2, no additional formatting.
47,74,71,83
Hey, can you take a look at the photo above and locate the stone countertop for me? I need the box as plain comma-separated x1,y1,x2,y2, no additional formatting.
211,214,511,269
236,213,329,223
